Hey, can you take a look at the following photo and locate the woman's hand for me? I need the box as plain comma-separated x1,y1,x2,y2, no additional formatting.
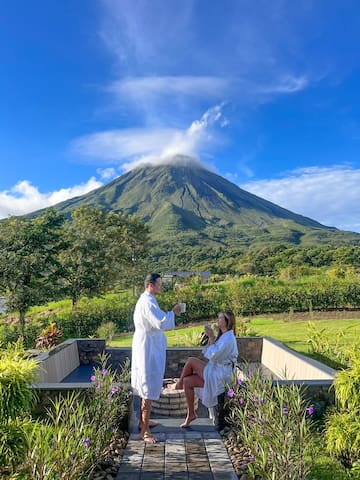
204,324,215,344
173,304,182,315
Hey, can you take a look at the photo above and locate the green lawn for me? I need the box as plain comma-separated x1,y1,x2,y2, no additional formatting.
249,317,360,354
109,317,360,354
109,323,206,347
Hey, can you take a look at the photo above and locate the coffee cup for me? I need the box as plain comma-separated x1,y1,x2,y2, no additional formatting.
179,302,186,313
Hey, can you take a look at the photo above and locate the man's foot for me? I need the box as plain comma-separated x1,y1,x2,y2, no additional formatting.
180,414,197,428
138,419,159,430
142,432,158,443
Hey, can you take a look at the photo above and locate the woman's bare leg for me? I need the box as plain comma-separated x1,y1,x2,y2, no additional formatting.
181,374,204,428
169,357,205,389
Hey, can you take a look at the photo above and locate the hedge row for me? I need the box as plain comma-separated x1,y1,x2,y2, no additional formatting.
4,278,360,343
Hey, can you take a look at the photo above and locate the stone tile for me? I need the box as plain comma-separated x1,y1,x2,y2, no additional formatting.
166,433,186,440
187,455,208,464
188,473,214,480
187,462,211,473
117,463,142,473
202,432,220,439
183,432,203,439
164,473,189,480
140,473,164,480
213,472,238,480
165,463,188,473
115,472,141,480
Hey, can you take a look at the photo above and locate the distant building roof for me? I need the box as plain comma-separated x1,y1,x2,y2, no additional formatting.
163,271,211,280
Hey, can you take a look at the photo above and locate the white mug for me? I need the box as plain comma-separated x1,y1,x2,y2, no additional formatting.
179,302,186,313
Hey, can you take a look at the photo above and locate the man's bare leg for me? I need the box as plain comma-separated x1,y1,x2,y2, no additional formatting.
140,398,158,443
180,374,204,428
168,357,205,390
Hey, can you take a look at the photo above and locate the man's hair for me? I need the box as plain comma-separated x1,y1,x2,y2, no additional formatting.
144,273,161,289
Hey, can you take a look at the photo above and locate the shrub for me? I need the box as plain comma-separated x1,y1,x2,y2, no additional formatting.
225,367,314,479
96,321,117,341
0,340,38,421
24,353,131,479
0,340,38,475
35,322,63,350
325,347,360,471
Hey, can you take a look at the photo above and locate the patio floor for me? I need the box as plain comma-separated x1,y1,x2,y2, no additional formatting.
115,397,237,480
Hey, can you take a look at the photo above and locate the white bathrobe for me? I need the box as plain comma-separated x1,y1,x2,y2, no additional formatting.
199,330,238,408
131,291,175,400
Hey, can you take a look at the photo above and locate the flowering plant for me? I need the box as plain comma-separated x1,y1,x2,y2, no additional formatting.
225,366,314,479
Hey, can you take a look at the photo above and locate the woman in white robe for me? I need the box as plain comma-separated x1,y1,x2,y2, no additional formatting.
169,311,238,428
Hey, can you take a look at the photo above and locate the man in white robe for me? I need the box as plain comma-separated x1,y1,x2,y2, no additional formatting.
131,273,181,443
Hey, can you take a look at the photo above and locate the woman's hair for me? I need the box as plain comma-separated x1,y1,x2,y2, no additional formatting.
215,310,236,341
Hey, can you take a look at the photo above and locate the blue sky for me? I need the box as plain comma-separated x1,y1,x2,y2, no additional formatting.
1,0,360,231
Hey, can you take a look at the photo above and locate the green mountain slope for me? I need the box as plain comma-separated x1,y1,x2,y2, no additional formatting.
27,161,360,267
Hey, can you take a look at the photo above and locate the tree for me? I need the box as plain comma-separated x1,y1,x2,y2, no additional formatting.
0,210,65,336
107,213,150,295
59,207,113,307
59,207,150,306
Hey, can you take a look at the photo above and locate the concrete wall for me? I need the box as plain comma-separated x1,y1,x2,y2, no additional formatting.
261,337,335,381
35,339,80,383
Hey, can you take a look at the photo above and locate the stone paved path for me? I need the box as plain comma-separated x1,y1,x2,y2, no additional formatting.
115,398,238,480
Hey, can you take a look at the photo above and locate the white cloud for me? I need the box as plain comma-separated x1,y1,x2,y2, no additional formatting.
72,104,227,171
96,167,118,180
241,166,360,232
0,177,103,219
107,76,229,100
254,75,309,94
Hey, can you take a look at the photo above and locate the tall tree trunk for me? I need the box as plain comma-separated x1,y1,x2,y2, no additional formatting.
19,310,26,338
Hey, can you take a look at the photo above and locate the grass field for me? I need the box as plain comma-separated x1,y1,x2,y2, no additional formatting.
109,316,360,354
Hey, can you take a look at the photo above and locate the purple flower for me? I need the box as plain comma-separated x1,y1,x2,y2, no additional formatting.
307,405,314,416
227,388,235,398
282,407,289,415
252,396,258,403
250,417,258,423
90,375,96,383
249,455,255,462
237,377,243,385
239,397,245,405
111,386,119,394
83,438,90,447
101,369,107,376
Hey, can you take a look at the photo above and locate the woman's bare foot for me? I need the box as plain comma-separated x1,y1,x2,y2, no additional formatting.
180,414,197,428
167,381,182,390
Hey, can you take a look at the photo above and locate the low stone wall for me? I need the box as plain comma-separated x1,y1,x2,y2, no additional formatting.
261,337,335,381
77,338,106,365
35,339,80,383
33,337,336,409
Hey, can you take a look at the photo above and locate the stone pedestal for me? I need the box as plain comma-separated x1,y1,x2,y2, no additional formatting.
152,378,198,417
